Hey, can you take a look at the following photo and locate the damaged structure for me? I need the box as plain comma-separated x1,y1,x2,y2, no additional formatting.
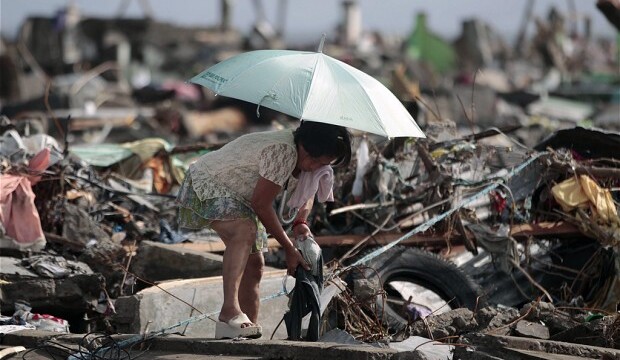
0,0,619,359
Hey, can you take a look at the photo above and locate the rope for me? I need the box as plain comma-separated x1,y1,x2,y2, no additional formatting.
107,152,545,353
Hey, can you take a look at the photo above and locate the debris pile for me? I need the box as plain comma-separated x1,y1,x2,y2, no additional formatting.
316,124,620,356
0,1,618,358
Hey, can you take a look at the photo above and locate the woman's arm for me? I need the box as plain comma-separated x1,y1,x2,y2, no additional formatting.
292,198,314,239
251,176,309,275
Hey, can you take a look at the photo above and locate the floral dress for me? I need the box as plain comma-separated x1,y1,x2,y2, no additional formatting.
177,129,297,253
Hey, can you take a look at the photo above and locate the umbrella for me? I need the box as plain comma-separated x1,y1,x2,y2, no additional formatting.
189,39,425,138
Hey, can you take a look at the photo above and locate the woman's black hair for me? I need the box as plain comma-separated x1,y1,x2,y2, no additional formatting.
293,121,352,168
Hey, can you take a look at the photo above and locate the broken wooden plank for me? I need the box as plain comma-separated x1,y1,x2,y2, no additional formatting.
175,238,280,253
174,232,449,253
173,221,584,254
43,231,84,251
510,221,583,239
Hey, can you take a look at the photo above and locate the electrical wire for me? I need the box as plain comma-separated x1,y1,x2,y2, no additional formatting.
21,332,131,360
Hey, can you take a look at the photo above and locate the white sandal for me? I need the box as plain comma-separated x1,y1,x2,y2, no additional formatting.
215,313,262,339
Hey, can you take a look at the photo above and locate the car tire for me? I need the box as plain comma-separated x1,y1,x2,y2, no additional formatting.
350,246,482,332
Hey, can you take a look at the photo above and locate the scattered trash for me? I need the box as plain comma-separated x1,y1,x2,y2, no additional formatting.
0,1,618,358
9,301,70,333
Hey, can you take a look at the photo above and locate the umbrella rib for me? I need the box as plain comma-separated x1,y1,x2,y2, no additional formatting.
298,53,323,121
338,61,388,135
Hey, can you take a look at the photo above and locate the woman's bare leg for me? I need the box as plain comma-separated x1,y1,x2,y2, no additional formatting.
210,219,257,327
239,252,264,323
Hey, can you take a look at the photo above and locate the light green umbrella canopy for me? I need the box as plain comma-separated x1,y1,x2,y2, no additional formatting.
189,49,425,138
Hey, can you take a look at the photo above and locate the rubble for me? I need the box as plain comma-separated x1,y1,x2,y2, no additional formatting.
0,1,618,359
129,240,223,284
405,302,620,358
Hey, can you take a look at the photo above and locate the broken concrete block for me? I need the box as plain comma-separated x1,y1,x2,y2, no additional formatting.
520,301,578,335
0,273,105,316
477,305,519,336
514,319,550,339
551,315,618,348
112,269,294,339
389,335,454,360
410,308,478,339
130,240,223,283
0,257,39,278
461,333,620,359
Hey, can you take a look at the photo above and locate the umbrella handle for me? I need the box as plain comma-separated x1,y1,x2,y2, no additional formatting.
278,188,298,225
256,92,277,118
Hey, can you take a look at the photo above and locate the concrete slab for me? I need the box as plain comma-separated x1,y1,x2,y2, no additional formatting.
130,240,224,283
0,273,104,316
506,347,599,360
0,331,400,360
4,328,617,360
1,350,258,360
0,257,38,277
461,333,620,359
515,320,550,339
113,269,295,339
493,334,620,359
149,336,398,360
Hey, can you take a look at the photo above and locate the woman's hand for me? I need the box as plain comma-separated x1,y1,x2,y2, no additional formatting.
285,245,310,276
293,222,312,240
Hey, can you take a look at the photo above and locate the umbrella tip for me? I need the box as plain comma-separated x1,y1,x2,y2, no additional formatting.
318,34,326,53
